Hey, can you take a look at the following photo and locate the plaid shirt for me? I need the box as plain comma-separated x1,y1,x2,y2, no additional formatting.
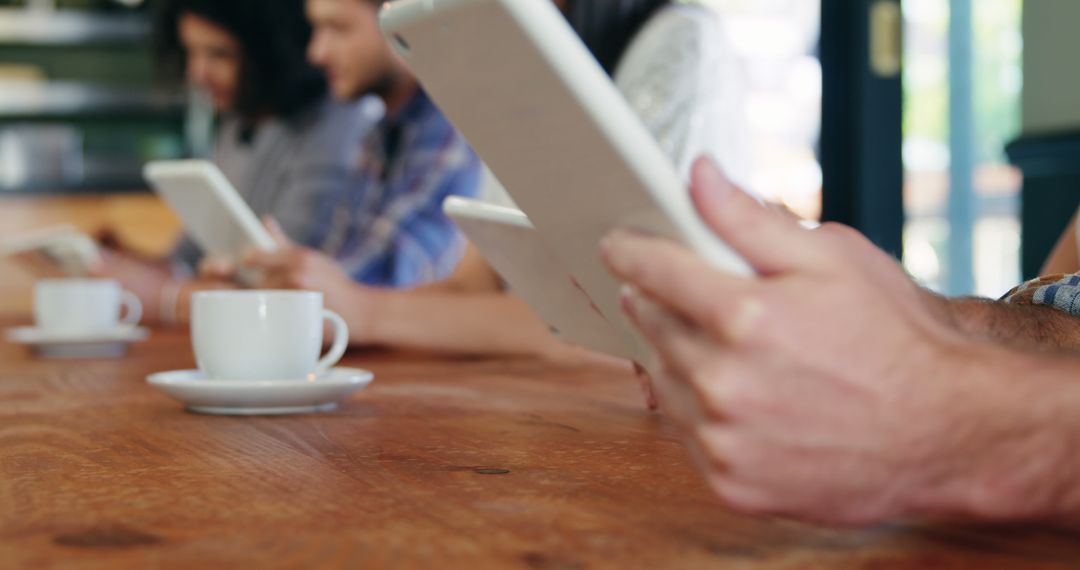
1004,273,1080,316
313,89,481,287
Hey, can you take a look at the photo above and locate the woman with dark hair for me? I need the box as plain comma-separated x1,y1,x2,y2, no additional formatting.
98,0,371,325
231,0,748,363
155,0,328,125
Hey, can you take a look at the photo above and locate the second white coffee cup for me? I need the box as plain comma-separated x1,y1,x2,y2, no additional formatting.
191,290,349,381
34,278,142,333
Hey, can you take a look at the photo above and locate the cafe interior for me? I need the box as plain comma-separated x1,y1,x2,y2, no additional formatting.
3,0,1080,566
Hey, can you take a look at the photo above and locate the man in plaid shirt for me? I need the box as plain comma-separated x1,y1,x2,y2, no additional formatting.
311,89,481,287
240,0,481,300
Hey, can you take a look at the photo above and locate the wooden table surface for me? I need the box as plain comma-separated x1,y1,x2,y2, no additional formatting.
1,328,1079,569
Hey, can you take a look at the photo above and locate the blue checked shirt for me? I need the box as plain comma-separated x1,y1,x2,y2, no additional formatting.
313,89,481,288
1005,273,1080,316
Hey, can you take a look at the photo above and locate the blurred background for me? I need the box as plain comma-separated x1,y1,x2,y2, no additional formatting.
0,0,1075,311
0,0,183,314
709,0,1024,298
0,0,188,194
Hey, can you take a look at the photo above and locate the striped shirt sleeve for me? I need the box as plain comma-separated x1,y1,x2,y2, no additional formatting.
1003,273,1080,316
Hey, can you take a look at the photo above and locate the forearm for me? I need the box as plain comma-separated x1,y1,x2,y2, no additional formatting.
347,289,563,357
413,243,503,294
1041,210,1079,275
936,294,1080,352
916,340,1080,522
131,278,236,327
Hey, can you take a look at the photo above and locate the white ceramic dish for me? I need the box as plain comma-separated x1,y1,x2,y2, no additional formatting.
5,325,149,359
146,367,375,416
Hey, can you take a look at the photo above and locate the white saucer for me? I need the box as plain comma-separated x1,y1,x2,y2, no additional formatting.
146,367,375,415
5,326,150,359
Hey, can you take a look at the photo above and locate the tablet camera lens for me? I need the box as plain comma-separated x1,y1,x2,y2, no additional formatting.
392,33,411,56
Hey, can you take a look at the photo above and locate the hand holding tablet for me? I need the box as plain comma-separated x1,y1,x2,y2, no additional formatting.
143,160,278,286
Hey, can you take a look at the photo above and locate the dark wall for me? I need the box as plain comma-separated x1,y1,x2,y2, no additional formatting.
1007,132,1080,279
820,0,904,258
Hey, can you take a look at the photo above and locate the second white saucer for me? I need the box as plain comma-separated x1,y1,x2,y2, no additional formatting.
5,326,150,359
146,367,375,415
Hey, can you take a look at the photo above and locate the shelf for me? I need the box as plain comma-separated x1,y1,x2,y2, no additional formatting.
0,178,147,194
0,153,155,194
0,80,183,121
0,8,148,46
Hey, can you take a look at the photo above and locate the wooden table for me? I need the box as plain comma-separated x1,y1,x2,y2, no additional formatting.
1,329,1079,569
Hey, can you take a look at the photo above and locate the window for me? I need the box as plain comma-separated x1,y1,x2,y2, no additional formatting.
707,0,822,219
902,0,1023,296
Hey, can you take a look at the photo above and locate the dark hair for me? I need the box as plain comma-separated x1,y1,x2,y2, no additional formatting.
563,0,670,74
155,0,326,122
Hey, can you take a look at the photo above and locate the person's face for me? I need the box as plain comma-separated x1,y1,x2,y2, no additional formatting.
307,0,394,101
178,12,241,112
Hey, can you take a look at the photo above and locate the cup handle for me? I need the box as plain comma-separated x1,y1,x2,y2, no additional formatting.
119,290,143,326
316,309,349,373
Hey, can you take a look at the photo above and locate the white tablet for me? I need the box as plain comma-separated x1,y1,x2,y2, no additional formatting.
445,196,639,361
143,160,277,266
380,0,752,358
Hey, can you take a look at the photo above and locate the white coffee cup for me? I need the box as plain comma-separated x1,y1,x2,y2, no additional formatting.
191,290,349,381
34,278,142,333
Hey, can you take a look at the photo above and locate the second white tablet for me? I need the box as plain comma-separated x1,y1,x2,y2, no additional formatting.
445,197,639,361
143,160,277,267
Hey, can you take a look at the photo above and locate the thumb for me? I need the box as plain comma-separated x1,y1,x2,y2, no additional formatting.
263,216,293,248
689,157,824,275
198,255,235,279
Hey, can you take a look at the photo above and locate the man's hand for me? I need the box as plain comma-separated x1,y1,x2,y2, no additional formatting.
242,218,360,313
598,157,1059,525
197,255,238,282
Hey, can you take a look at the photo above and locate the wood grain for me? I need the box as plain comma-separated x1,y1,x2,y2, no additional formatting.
0,194,182,319
0,329,1079,569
